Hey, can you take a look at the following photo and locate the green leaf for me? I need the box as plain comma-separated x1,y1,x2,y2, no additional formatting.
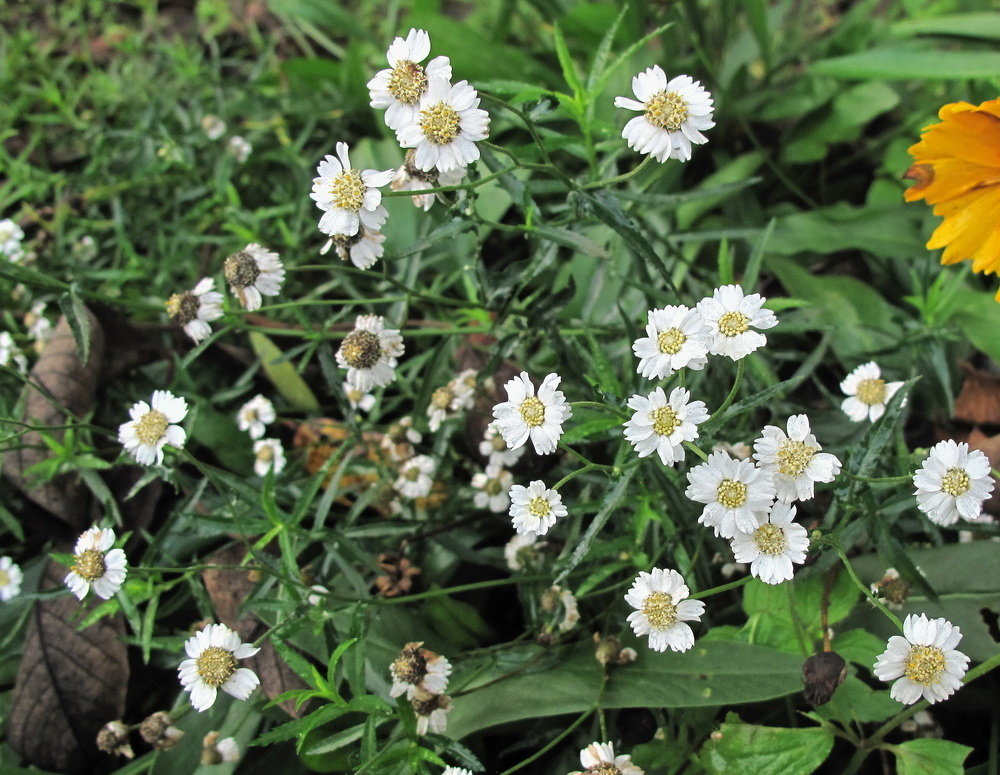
811,46,1000,79
695,718,834,775
588,22,673,100
249,332,320,412
57,285,91,365
951,287,1000,366
891,738,972,775
584,5,628,94
892,13,1000,41
446,641,805,739
812,675,899,724
553,23,584,97
769,203,924,259
744,0,771,65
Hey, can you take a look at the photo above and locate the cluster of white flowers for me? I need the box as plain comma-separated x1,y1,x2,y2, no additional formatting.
389,641,453,735
426,368,477,431
236,395,285,476
0,218,26,262
0,331,28,374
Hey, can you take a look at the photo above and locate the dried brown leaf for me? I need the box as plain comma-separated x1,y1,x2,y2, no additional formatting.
2,311,104,529
202,544,310,717
8,557,128,774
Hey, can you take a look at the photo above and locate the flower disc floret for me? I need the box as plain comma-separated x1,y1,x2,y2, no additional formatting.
874,613,969,704
686,451,776,537
0,557,23,601
336,315,404,391
165,277,224,343
223,244,284,312
569,742,645,775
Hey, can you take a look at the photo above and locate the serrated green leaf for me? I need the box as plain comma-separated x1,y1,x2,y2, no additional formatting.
891,738,972,775
695,719,834,775
249,332,320,411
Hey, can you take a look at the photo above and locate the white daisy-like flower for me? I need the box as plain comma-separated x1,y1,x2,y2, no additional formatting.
412,689,451,735
389,641,452,699
381,416,422,462
632,304,712,379
509,480,567,536
206,734,241,763
840,361,905,423
730,502,809,585
178,623,260,712
223,243,284,311
913,439,994,526
614,67,714,163
25,301,52,351
569,741,645,775
874,613,970,705
492,372,572,455
253,438,286,477
201,115,226,140
427,383,457,432
0,556,24,601
118,390,189,466
541,585,580,633
471,462,514,513
623,386,709,466
625,567,705,653
395,454,435,498
753,414,842,503
396,78,490,174
311,142,394,238
504,532,546,571
685,451,776,538
480,422,527,468
236,394,276,440
696,285,778,360
0,331,28,373
443,768,473,775
367,29,452,131
227,135,252,163
320,227,387,270
391,149,465,210
427,370,476,431
165,278,224,343
344,380,377,412
0,218,25,259
336,314,405,392
64,527,128,600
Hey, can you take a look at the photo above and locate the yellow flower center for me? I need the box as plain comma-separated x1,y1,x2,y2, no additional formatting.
588,766,622,775
650,405,680,437
855,378,886,406
257,445,274,463
776,439,817,477
528,495,552,518
644,89,689,131
419,101,461,145
641,590,678,629
72,548,107,582
196,645,238,688
405,467,421,482
717,478,748,509
490,434,506,452
391,646,427,684
223,251,259,289
753,523,787,556
903,644,945,686
387,60,428,105
165,291,199,325
135,410,169,446
340,330,382,369
431,386,453,409
0,569,8,587
519,396,545,427
718,311,750,338
940,468,970,497
330,169,366,212
485,477,503,496
657,327,686,354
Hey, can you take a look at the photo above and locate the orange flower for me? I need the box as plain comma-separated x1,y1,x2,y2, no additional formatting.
904,98,1000,300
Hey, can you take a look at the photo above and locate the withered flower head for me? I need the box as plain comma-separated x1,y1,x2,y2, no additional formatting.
139,711,185,751
802,651,847,706
374,553,421,598
96,720,134,759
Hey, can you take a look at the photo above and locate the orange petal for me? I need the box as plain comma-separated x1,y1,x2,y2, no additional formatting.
907,158,1000,205
920,108,1000,169
929,186,1000,266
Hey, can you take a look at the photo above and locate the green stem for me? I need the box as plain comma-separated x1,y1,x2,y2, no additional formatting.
375,574,555,605
581,156,653,190
570,400,628,419
712,358,745,419
689,575,750,600
496,706,594,775
683,441,710,462
379,164,519,197
834,547,903,630
843,473,913,485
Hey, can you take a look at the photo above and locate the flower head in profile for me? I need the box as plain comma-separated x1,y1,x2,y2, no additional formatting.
625,567,705,652
569,741,645,775
624,386,708,466
411,689,451,735
443,768,473,775
344,380,377,413
504,532,546,571
227,135,252,163
395,454,435,498
840,361,904,423
481,422,527,468
509,480,567,536
396,79,490,174
492,372,571,455
874,613,969,704
237,394,275,440
753,414,842,503
471,462,514,513
614,67,714,163
0,556,24,601
64,527,127,600
320,227,386,270
0,331,28,373
223,243,284,311
367,29,452,131
541,585,579,633
685,451,776,538
392,149,465,210
904,98,1000,300
202,732,241,764
729,502,809,585
697,285,777,360
336,314,404,391
178,623,260,712
389,641,451,699
311,142,394,238
254,439,286,477
633,304,712,379
165,278,224,344
118,390,188,466
139,712,184,751
913,439,994,526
